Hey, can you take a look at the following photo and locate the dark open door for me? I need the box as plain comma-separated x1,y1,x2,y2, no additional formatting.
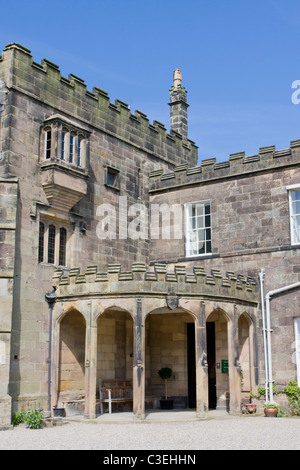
187,323,196,408
206,322,217,409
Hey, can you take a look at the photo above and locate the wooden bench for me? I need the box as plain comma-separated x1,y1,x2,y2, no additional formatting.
99,379,133,414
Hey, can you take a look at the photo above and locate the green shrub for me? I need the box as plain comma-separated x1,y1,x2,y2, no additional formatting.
11,407,26,426
250,384,277,399
285,380,300,416
158,367,173,400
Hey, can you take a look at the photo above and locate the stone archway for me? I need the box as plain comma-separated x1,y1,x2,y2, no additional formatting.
144,308,196,411
96,307,134,413
57,309,86,409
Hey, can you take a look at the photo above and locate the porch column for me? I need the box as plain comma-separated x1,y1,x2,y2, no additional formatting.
133,298,145,419
228,305,241,415
84,323,97,419
195,301,209,417
50,305,60,414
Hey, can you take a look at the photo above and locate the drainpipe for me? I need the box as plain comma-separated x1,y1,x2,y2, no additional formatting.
265,280,300,404
258,269,269,403
45,286,57,416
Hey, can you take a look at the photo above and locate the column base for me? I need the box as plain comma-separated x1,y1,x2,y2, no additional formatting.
0,394,12,427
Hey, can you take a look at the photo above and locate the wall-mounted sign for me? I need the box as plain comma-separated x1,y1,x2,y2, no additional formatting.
221,359,228,374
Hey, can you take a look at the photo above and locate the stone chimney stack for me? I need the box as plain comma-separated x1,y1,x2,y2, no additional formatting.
169,69,189,139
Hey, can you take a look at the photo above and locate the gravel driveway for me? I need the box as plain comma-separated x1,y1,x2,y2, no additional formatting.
1,412,300,451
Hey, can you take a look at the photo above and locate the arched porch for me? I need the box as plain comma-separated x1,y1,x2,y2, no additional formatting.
50,263,259,419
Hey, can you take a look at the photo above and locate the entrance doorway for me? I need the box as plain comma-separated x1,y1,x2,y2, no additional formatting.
187,323,196,408
206,322,216,409
145,311,196,410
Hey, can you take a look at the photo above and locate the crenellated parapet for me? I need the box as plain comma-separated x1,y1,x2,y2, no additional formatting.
0,43,198,167
149,142,300,192
52,263,258,305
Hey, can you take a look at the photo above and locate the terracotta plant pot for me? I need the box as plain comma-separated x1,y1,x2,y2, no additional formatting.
264,407,278,417
241,403,257,414
245,403,256,414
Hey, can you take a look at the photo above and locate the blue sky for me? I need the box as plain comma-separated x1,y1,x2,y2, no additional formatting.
1,0,300,163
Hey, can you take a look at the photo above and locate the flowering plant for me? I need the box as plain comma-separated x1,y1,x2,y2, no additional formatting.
12,402,44,429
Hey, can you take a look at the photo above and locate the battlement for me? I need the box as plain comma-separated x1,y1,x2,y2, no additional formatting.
149,141,300,192
53,263,258,305
0,43,198,167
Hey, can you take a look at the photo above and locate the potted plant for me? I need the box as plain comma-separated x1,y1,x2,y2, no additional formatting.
263,403,278,417
158,367,173,410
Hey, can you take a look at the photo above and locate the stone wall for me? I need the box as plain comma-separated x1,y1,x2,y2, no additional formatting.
0,43,198,419
0,177,18,425
97,311,133,382
149,151,300,388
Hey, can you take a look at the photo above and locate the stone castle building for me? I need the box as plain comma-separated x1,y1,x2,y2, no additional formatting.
0,43,299,425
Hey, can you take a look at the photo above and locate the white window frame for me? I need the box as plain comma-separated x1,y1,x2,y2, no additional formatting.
287,184,300,246
61,129,66,161
184,200,212,258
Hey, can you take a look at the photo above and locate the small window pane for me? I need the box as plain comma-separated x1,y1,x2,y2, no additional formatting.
196,205,204,216
205,215,211,227
69,135,74,163
292,190,300,202
38,222,44,263
293,217,300,244
205,204,210,215
61,131,65,160
198,241,205,254
198,228,205,241
196,216,204,229
59,228,67,266
45,130,51,159
48,225,56,264
77,138,82,166
106,168,120,189
292,201,300,215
